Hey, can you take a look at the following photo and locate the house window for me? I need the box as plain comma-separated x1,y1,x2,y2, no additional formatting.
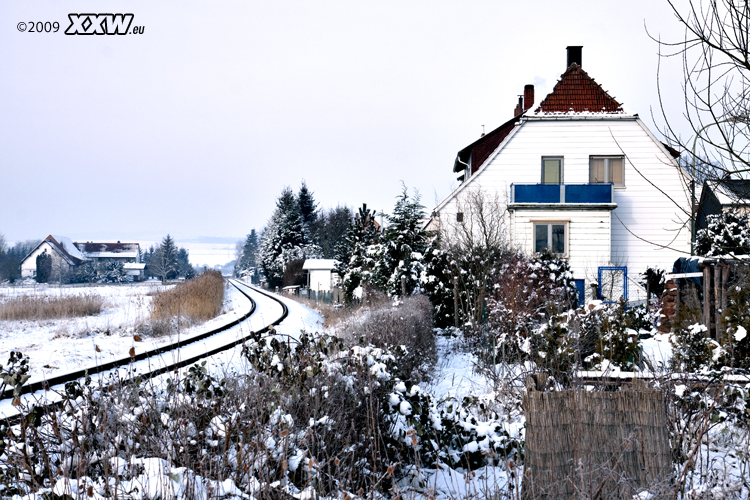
542,157,563,184
456,212,464,222
589,156,624,186
534,222,567,255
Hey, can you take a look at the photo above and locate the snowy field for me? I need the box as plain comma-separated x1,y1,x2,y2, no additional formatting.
138,241,238,269
0,282,251,385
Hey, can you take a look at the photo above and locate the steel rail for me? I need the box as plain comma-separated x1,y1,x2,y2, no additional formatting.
1,279,286,402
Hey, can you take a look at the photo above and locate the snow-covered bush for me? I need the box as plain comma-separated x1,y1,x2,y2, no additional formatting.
573,300,643,372
338,294,435,383
696,208,750,256
478,251,575,367
671,323,715,372
715,266,750,369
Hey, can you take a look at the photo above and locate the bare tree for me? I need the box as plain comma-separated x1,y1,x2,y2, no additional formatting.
439,189,513,326
654,1,750,183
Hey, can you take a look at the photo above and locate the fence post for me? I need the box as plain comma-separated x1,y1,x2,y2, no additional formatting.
453,277,459,329
703,266,711,336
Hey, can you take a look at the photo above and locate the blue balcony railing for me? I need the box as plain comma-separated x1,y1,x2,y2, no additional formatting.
510,183,614,204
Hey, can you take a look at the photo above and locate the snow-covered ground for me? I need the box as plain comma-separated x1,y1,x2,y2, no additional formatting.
3,288,748,499
0,282,251,384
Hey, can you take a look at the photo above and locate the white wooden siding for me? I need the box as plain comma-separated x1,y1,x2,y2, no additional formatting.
435,116,691,280
511,208,612,280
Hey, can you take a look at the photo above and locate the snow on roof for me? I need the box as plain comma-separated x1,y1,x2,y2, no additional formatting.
74,241,140,258
51,235,86,261
123,263,146,270
302,259,339,270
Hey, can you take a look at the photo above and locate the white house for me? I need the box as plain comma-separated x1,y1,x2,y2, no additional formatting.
432,47,692,303
302,259,339,292
21,236,143,280
20,235,86,280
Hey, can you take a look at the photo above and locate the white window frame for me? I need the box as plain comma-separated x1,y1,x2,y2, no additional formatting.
589,156,625,187
532,221,569,257
541,156,564,184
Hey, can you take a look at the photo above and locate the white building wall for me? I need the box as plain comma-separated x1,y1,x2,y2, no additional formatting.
435,116,691,280
510,208,612,281
308,269,333,292
20,242,73,279
21,242,55,278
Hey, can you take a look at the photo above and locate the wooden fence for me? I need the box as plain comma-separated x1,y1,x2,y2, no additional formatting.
660,260,738,341
522,388,671,499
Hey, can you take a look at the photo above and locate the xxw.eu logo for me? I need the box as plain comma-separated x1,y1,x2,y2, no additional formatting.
64,14,143,35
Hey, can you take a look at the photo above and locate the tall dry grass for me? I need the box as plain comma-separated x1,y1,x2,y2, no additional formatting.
150,270,224,324
0,294,104,321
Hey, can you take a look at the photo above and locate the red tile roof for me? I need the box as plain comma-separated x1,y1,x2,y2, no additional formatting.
453,115,521,173
536,64,622,113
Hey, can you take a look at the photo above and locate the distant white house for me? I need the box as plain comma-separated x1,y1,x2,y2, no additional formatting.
431,47,692,303
21,235,143,280
20,235,86,280
302,259,339,292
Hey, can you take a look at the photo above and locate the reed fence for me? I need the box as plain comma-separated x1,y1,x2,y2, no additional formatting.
522,387,671,499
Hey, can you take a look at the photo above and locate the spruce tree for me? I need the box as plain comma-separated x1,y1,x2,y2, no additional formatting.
297,181,319,232
235,230,260,280
153,235,179,283
336,204,383,302
383,186,428,296
259,187,321,288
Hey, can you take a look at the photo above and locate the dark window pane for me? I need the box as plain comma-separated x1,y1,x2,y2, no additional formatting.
535,225,548,253
552,224,565,254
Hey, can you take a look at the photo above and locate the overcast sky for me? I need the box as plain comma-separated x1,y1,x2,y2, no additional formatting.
0,0,689,244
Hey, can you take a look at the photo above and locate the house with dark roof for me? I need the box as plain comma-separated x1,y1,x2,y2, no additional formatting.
20,236,143,281
20,235,86,281
432,47,692,303
696,179,750,232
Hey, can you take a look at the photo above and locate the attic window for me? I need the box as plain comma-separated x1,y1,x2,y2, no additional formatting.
542,157,563,184
590,157,624,186
456,212,464,223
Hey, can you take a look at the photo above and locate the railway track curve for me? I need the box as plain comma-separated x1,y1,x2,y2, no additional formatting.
0,279,288,415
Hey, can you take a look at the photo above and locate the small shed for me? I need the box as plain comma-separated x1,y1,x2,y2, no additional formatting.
123,262,146,279
302,259,339,292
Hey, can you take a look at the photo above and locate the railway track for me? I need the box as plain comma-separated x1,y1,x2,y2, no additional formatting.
0,279,288,418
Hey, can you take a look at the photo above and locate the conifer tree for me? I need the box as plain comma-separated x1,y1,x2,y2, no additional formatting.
36,250,52,283
235,230,260,280
382,185,428,296
336,204,383,302
153,234,179,283
259,187,320,288
297,181,319,232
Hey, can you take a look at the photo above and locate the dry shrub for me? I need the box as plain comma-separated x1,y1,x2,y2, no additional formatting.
150,270,224,324
0,293,104,321
338,294,435,381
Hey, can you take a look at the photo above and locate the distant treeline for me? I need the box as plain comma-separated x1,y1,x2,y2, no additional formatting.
0,236,40,283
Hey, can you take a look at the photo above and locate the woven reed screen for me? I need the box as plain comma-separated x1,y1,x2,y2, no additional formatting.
522,389,671,499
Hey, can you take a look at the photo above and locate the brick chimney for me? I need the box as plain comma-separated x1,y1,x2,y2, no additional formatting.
523,84,534,111
567,46,582,67
514,95,523,117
